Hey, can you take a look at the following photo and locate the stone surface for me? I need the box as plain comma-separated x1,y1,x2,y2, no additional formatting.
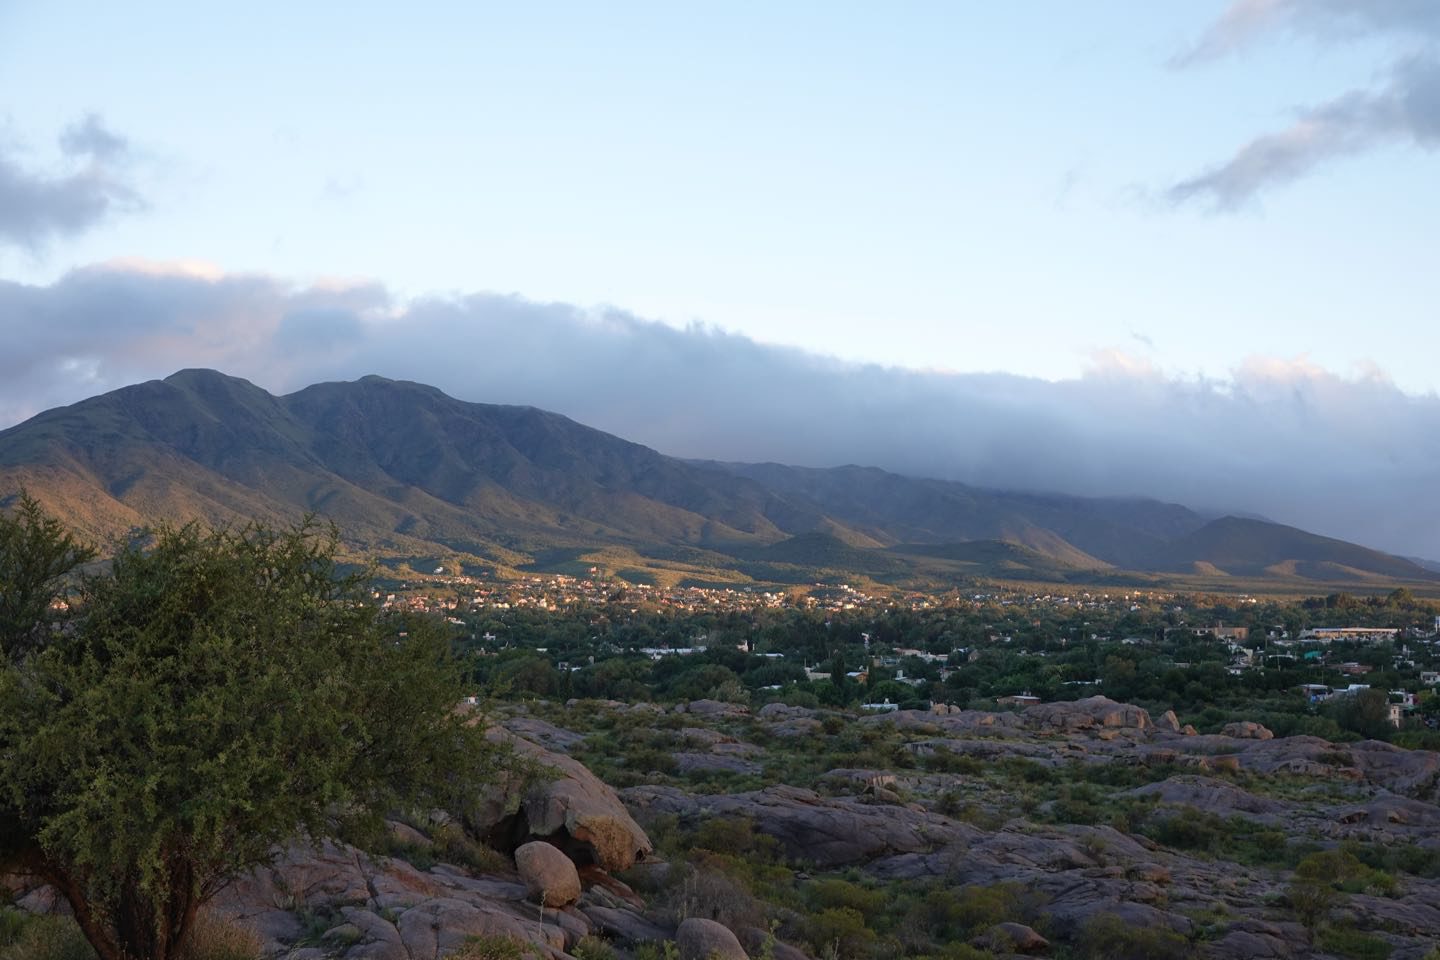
514,841,581,907
471,727,654,871
1023,696,1154,734
1221,721,1274,740
677,917,749,960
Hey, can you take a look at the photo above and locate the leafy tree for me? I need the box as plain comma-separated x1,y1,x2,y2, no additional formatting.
0,493,95,662
1325,688,1394,741
0,516,498,960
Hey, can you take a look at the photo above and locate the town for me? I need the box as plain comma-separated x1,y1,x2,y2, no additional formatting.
376,568,1440,742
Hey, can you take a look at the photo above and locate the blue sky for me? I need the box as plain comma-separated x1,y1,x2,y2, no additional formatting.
3,1,1436,385
2,1,1440,555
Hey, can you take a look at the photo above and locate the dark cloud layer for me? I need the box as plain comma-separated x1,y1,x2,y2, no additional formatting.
0,116,138,249
3,262,1438,560
1173,1,1440,208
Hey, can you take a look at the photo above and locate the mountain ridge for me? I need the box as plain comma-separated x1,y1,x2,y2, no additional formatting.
1,369,1433,588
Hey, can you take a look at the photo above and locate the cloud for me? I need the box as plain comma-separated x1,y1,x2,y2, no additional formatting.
58,113,129,162
3,262,1440,559
1172,2,1440,208
0,116,140,250
1177,0,1440,65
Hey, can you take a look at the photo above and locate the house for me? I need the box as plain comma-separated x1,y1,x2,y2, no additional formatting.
1300,627,1397,644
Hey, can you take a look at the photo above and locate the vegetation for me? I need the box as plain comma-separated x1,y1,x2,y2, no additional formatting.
0,501,501,960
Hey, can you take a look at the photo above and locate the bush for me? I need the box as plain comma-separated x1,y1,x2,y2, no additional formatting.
1316,927,1393,960
1074,914,1193,960
0,914,96,960
805,907,876,960
570,936,618,960
177,912,264,960
450,934,528,960
807,878,887,921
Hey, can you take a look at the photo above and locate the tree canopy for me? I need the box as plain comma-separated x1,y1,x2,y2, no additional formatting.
0,504,499,960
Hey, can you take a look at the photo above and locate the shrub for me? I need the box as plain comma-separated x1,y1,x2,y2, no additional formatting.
0,914,97,960
570,936,618,960
805,907,876,960
1316,927,1393,960
807,878,887,921
1286,878,1337,932
177,912,264,960
1074,914,1193,960
450,934,528,960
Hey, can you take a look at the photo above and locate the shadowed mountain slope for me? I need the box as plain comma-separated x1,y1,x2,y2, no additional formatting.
0,370,1432,586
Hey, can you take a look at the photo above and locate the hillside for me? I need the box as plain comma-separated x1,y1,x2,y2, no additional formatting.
1141,515,1435,582
1,370,1434,589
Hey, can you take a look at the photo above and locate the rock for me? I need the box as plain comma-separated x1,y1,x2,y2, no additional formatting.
623,784,979,868
1159,710,1182,733
581,904,671,944
738,926,812,960
503,717,588,754
679,726,730,746
386,819,432,849
1126,776,1287,818
975,921,1050,954
471,728,653,871
1182,724,1198,735
757,703,817,720
677,917,749,960
765,718,824,738
680,699,750,718
674,753,763,775
1221,721,1273,740
1023,696,1154,734
515,841,581,907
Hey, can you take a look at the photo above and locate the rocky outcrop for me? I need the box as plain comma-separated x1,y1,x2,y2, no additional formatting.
208,840,577,958
623,784,979,868
515,841,581,907
471,727,653,871
502,717,589,754
1022,696,1154,734
677,917,748,960
1125,775,1288,818
1221,721,1274,740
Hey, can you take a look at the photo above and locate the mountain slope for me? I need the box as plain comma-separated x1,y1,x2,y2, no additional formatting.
1139,516,1434,581
1,370,1433,587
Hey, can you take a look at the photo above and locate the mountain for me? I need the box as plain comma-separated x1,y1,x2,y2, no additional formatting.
1139,516,1436,582
1,370,1433,588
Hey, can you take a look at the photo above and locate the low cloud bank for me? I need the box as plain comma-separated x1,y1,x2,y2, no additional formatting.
3,262,1438,559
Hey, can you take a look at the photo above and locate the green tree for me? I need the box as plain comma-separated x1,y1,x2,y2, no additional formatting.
1325,688,1394,741
0,517,499,960
0,493,95,662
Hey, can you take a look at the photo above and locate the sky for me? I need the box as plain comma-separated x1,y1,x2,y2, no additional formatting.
1,1,1439,557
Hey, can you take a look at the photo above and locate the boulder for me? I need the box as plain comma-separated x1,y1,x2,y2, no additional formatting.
514,841,581,907
756,703,816,720
1023,696,1154,734
470,728,653,871
975,921,1049,954
1159,710,1182,733
677,917,749,960
738,926,812,960
1221,721,1273,740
